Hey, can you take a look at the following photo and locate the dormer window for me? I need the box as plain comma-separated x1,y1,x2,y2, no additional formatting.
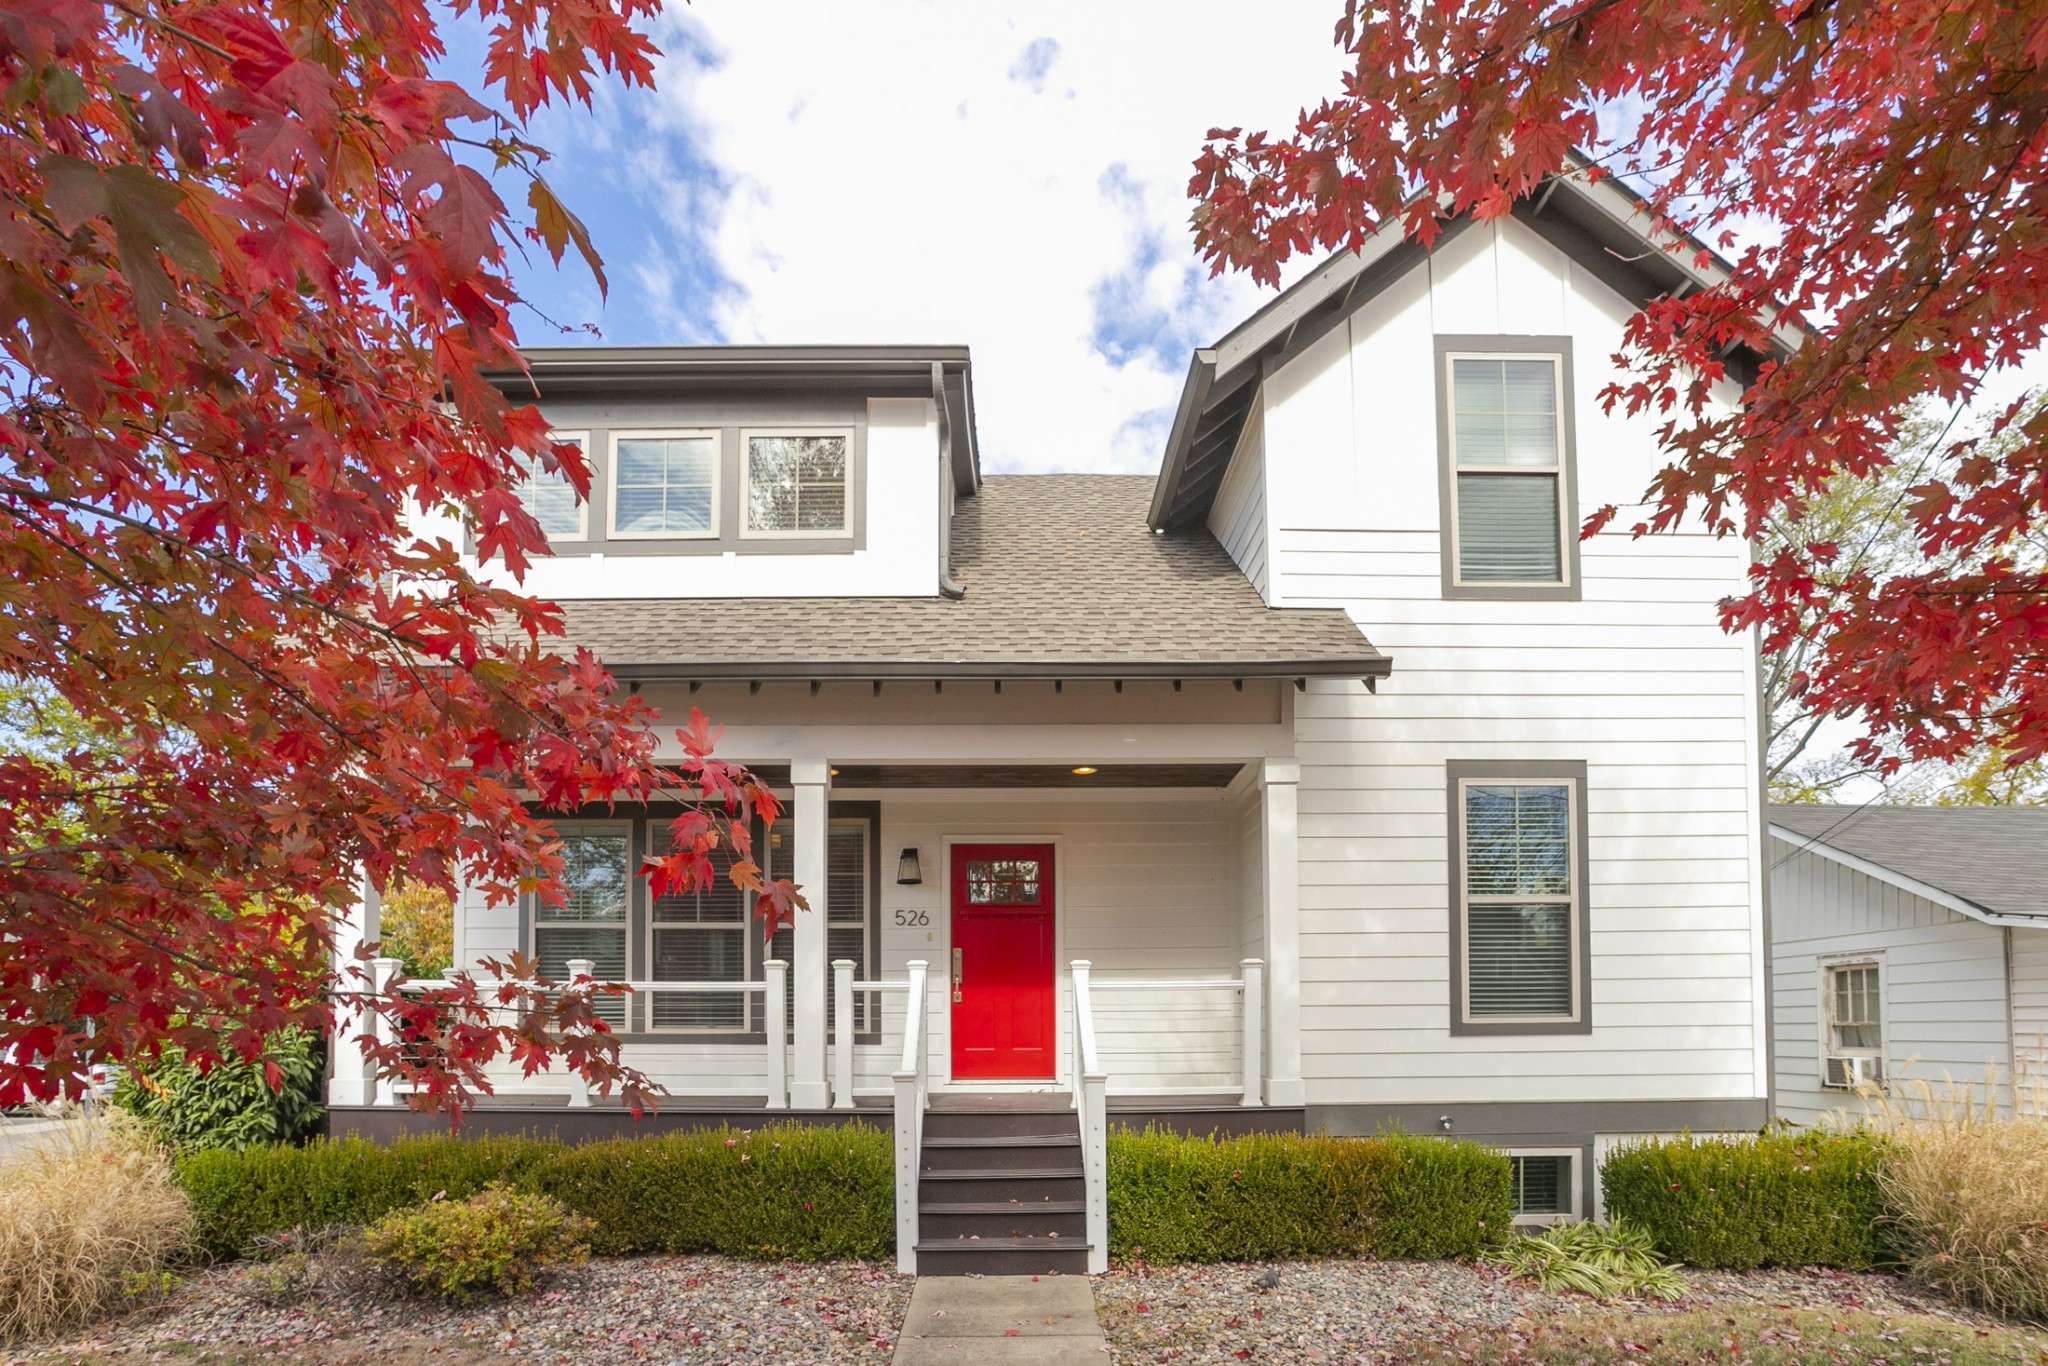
514,431,589,539
743,430,851,537
610,430,719,539
1436,337,1580,601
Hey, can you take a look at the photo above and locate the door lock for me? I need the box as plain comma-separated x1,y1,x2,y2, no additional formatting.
951,947,963,1003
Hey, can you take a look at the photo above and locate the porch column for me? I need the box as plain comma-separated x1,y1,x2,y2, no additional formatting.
326,872,378,1107
1258,758,1304,1108
790,760,832,1108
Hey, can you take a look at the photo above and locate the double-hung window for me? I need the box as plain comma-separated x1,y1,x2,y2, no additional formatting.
531,824,630,1027
1439,339,1576,596
610,430,718,539
742,430,850,536
1449,762,1588,1033
765,815,876,1037
513,431,589,539
1822,960,1884,1087
649,833,748,1032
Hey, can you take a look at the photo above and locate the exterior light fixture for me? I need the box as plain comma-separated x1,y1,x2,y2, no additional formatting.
1071,766,1099,776
896,848,923,885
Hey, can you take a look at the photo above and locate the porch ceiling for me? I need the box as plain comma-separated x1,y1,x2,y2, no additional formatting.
828,763,1244,789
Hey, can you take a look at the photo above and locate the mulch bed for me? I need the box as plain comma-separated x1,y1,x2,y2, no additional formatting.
11,1256,910,1365
1094,1259,2017,1364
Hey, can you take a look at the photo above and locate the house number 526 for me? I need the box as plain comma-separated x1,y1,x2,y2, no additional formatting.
892,909,929,927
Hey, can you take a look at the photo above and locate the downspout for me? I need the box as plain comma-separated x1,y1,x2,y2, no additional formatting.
934,361,966,599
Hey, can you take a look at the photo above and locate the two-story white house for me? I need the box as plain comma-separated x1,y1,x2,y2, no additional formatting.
329,167,1778,1274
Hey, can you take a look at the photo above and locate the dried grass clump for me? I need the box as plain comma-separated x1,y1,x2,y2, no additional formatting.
0,1108,192,1343
1856,1059,2048,1322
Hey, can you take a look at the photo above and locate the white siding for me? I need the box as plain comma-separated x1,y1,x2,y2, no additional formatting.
452,790,1253,1101
1769,836,2014,1126
877,792,1246,1097
2010,927,2048,1101
1208,395,1270,601
1263,216,1768,1109
432,395,943,600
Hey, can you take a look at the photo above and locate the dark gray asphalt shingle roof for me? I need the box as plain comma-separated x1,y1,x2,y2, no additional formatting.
1768,803,2048,922
554,475,1385,677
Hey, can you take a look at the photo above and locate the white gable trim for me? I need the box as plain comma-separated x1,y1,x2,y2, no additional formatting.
1767,823,2039,928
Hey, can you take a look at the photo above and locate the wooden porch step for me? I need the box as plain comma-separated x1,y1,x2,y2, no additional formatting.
921,1133,1079,1148
913,1236,1092,1276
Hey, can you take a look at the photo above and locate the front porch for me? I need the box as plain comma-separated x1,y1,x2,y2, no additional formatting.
330,735,1317,1273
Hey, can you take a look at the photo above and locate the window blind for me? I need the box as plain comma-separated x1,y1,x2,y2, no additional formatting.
1451,356,1564,584
532,829,629,1026
1463,783,1576,1020
1511,1155,1571,1215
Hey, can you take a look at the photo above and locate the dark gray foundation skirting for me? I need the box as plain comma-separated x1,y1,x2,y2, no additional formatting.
1307,1097,1769,1217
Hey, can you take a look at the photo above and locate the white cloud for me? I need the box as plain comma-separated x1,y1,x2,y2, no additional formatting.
622,1,1349,474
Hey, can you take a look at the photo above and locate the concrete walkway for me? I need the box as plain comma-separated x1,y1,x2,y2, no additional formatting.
892,1275,1107,1364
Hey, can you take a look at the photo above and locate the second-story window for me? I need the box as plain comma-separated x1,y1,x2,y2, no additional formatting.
611,430,718,538
514,431,588,539
743,430,850,536
1438,340,1577,598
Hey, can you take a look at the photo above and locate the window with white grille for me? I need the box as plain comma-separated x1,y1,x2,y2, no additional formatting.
1822,961,1884,1087
512,431,588,539
1450,762,1588,1033
1438,340,1578,599
530,825,629,1027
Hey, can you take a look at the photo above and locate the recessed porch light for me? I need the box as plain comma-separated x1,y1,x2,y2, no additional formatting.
1071,766,1098,775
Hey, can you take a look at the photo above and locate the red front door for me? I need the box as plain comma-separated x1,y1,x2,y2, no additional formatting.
950,843,1056,1079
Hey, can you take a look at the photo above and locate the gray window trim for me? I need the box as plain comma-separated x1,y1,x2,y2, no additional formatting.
737,426,859,541
517,801,882,1047
483,420,868,559
1446,759,1592,1037
1434,335,1582,601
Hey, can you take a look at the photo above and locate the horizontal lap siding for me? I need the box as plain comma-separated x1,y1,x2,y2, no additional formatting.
1770,840,2014,1126
1263,215,1765,1110
878,794,1244,1095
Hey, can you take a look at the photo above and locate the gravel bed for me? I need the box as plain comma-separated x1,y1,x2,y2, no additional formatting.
16,1255,910,1365
1094,1260,2017,1364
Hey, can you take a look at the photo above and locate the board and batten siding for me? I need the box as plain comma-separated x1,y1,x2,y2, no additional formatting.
1208,393,1270,602
1769,834,2014,1126
1259,215,1768,1109
2010,927,2048,1104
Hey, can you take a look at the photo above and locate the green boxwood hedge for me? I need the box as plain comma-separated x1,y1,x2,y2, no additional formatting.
1107,1126,1511,1263
176,1123,893,1262
1599,1129,1890,1269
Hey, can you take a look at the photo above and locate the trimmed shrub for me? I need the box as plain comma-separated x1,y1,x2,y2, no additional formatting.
177,1132,562,1260
358,1186,591,1302
1600,1129,1889,1270
114,1028,325,1151
526,1124,894,1260
0,1111,192,1343
1106,1125,1510,1263
175,1123,892,1263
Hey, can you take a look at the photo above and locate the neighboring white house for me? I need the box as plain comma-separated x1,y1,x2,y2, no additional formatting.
1768,803,2048,1126
330,167,1783,1272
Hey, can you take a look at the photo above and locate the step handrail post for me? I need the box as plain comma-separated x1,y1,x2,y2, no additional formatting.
893,960,929,1275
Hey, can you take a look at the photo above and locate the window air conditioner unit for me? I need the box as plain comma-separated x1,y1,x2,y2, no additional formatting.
1823,1054,1884,1089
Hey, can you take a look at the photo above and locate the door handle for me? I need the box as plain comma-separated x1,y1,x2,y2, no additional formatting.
952,947,964,1002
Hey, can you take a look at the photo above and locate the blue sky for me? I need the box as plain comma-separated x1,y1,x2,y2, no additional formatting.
450,1,1351,474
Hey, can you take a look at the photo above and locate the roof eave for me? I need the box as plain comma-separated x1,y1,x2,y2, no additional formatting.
1766,823,2041,928
610,656,1394,684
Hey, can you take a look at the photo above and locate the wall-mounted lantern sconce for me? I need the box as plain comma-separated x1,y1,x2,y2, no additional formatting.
896,848,924,885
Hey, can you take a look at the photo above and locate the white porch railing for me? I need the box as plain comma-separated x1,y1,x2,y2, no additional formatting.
1069,961,1109,1274
891,959,932,1274
390,958,792,1109
1082,958,1265,1106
